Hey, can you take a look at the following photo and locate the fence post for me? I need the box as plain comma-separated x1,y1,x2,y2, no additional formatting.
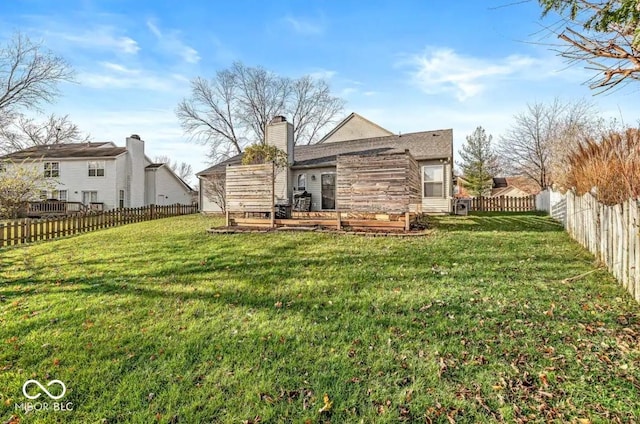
23,218,31,244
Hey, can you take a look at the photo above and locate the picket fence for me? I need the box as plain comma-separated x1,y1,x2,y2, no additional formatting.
0,204,198,247
470,195,537,212
538,189,640,302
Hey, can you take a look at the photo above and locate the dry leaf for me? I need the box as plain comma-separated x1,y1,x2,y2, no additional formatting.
318,393,332,413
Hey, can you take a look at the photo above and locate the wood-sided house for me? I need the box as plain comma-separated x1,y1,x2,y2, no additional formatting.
197,113,454,214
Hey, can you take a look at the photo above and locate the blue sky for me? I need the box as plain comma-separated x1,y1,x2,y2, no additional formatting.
1,0,638,179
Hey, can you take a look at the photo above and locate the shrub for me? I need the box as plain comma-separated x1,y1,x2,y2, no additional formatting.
563,128,640,205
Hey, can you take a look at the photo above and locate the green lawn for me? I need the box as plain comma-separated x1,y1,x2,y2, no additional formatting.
0,213,638,423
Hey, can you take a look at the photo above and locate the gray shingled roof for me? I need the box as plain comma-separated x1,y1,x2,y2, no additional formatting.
145,163,165,169
197,129,453,176
0,142,127,160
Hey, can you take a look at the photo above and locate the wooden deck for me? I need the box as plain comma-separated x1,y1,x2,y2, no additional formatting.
26,201,104,217
229,212,416,231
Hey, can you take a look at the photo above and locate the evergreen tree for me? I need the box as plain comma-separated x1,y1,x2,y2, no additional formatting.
457,126,500,196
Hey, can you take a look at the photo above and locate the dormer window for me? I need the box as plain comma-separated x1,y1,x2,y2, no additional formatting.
88,161,105,177
297,174,306,191
44,162,59,178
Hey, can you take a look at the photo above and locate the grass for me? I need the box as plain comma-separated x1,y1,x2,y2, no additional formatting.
0,212,639,423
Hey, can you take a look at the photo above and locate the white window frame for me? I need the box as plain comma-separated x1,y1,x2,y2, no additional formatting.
58,190,68,202
88,161,105,177
119,189,125,208
82,191,98,204
44,162,59,178
297,173,307,191
423,165,445,198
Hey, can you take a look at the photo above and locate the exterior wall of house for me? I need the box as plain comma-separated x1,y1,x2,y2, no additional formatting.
3,157,122,209
418,159,453,214
145,170,156,205
321,115,392,144
291,167,335,211
126,136,145,207
199,177,224,213
115,155,128,207
153,166,193,205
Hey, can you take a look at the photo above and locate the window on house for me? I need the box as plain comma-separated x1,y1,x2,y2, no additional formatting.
44,162,59,178
297,174,306,191
423,165,445,198
82,191,98,204
58,190,68,202
88,161,105,177
40,190,48,201
119,190,125,208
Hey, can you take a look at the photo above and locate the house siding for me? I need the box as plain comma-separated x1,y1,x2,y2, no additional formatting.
153,166,193,205
3,158,121,209
292,167,335,211
418,159,453,214
199,177,223,213
321,114,392,144
115,155,128,207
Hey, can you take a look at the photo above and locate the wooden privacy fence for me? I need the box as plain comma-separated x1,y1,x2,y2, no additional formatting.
470,195,536,212
538,189,640,303
225,163,275,227
336,151,421,214
0,204,198,247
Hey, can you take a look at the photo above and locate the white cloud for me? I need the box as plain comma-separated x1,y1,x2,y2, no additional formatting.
56,27,140,54
406,48,540,101
77,71,180,92
284,15,325,35
99,62,140,74
146,19,201,64
309,69,336,80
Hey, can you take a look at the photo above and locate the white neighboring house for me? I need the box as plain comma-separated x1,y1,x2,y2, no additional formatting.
0,135,195,210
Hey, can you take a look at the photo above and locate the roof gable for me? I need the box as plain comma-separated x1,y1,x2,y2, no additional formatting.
318,112,393,144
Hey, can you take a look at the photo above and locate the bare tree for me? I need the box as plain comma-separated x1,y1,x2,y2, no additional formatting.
497,99,600,189
0,114,89,154
201,172,226,212
0,159,56,218
154,155,194,181
176,62,344,162
0,32,74,115
539,0,640,91
289,76,346,145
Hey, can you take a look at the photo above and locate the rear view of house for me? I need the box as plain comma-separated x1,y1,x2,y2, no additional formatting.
198,113,454,214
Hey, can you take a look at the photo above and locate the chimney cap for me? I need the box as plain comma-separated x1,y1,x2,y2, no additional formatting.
130,134,141,140
270,116,287,124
